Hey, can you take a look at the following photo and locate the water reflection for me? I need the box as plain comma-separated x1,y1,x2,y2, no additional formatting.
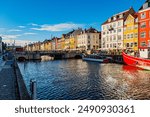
18,60,150,100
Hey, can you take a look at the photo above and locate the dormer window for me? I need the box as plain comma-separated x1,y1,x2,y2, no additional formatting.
143,3,148,9
113,16,116,21
108,18,111,22
119,14,123,18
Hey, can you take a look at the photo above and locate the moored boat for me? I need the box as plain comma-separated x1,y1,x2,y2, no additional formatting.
82,54,109,63
122,52,150,70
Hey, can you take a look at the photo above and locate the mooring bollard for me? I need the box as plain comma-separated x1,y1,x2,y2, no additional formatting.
30,79,37,100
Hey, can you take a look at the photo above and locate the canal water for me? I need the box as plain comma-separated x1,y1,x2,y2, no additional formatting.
18,59,150,100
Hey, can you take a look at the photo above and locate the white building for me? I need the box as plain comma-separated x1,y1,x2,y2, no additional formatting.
77,27,100,50
101,8,135,52
0,36,2,54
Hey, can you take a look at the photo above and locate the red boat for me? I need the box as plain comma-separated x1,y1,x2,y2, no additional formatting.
122,52,150,70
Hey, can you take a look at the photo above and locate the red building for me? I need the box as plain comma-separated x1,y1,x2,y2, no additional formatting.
138,0,150,58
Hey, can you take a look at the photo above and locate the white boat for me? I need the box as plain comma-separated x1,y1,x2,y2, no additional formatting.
82,54,109,63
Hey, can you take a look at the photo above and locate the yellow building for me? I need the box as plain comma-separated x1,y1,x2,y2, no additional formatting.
69,36,75,49
124,13,138,51
63,28,83,50
61,35,65,50
43,40,52,51
65,37,70,49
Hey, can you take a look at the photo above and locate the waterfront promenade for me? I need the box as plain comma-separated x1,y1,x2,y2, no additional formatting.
0,53,30,100
0,60,17,99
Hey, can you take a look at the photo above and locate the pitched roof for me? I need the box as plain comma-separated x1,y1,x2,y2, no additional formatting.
102,7,135,25
79,27,99,34
85,27,99,33
139,0,150,11
63,28,83,38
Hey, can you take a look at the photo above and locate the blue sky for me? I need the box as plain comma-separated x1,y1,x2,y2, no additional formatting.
0,0,145,46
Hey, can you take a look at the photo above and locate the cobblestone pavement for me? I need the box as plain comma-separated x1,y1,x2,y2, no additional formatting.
0,60,17,100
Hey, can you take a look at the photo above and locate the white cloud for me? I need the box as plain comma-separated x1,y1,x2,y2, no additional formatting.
3,39,35,46
24,32,36,35
0,34,21,39
18,26,26,28
9,29,22,32
31,23,84,32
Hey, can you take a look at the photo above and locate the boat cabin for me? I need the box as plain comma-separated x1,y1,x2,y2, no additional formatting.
139,48,150,59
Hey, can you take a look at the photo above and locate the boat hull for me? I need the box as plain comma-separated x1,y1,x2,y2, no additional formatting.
82,57,104,62
122,52,150,70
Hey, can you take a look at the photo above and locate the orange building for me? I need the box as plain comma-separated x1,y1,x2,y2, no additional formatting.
138,0,150,58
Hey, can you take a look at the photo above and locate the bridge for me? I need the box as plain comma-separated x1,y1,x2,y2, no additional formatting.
15,50,83,61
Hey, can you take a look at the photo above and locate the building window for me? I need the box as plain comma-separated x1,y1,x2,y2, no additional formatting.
141,42,146,46
110,44,112,48
108,18,111,22
140,32,146,38
127,34,130,39
113,36,116,40
118,29,121,32
118,22,121,26
113,17,116,21
118,35,121,40
124,35,126,39
119,14,123,18
134,42,137,47
118,43,121,47
109,36,112,41
113,23,116,27
114,29,116,33
141,22,146,28
107,25,109,29
107,37,109,41
103,32,105,35
113,43,116,48
126,43,129,47
134,25,138,29
131,34,133,38
141,12,146,19
134,33,138,38
107,44,109,48
130,43,133,47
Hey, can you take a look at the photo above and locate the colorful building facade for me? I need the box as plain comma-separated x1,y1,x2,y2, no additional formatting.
77,27,100,50
124,13,138,51
61,35,65,50
101,8,135,54
138,0,150,58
